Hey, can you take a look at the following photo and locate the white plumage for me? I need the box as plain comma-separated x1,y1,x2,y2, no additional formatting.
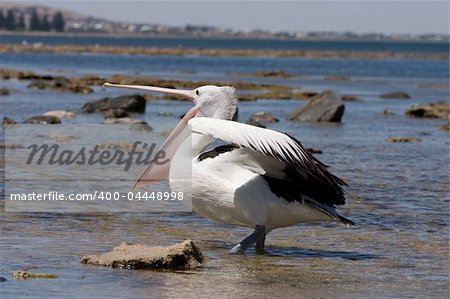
174,118,352,231
189,117,313,168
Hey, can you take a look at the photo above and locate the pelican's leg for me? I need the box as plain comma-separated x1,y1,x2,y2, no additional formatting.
229,225,266,254
254,232,266,254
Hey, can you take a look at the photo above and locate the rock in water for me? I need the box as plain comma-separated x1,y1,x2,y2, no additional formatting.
288,90,345,122
248,112,279,123
81,240,204,270
24,115,61,124
12,271,58,279
383,110,396,115
254,70,291,78
28,77,93,94
0,87,15,96
341,95,360,102
385,136,422,143
405,102,449,120
439,122,449,132
44,110,76,119
0,143,25,149
102,117,147,125
82,94,146,113
130,123,153,132
381,91,411,99
2,117,17,125
247,119,266,128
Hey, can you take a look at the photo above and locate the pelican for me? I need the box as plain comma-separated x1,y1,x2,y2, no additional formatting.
104,82,354,253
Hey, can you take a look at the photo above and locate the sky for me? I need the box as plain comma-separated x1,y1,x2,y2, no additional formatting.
13,1,450,35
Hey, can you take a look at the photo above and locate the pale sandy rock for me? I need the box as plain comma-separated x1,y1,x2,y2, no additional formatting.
44,110,76,118
81,240,204,270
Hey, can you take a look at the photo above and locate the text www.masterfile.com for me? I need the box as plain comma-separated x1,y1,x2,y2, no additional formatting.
9,191,185,201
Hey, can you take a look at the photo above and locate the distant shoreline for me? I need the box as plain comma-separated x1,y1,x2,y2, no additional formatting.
1,30,448,44
0,43,447,60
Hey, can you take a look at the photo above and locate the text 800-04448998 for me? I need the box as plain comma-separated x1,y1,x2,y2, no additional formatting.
127,191,184,201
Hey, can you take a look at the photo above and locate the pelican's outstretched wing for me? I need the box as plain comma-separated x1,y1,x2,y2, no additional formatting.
189,117,348,206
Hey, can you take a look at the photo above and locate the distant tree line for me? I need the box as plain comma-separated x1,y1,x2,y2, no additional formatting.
0,8,65,32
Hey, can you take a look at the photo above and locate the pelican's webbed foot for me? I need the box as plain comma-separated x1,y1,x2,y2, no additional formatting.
229,225,266,254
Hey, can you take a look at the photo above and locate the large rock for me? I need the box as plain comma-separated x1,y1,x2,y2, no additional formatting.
288,90,345,122
82,94,146,113
24,115,61,124
81,240,204,270
405,102,449,120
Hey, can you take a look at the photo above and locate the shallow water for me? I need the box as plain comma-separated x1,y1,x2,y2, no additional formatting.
1,51,449,79
0,46,449,298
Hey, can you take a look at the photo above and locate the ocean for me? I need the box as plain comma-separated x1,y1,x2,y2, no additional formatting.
2,34,449,52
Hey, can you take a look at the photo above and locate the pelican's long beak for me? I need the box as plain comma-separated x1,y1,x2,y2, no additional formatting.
103,82,195,101
103,82,200,189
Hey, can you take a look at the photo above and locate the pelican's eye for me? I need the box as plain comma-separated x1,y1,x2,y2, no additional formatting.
195,90,199,96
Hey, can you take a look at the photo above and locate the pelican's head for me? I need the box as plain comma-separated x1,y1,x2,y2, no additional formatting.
103,82,238,188
191,85,237,120
103,82,237,121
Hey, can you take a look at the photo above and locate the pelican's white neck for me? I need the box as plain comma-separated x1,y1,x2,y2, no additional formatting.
191,132,215,156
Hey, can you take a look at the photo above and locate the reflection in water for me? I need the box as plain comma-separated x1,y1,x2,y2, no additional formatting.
265,247,379,261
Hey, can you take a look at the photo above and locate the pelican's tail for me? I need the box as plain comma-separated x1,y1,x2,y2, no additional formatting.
337,214,355,227
304,197,355,227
